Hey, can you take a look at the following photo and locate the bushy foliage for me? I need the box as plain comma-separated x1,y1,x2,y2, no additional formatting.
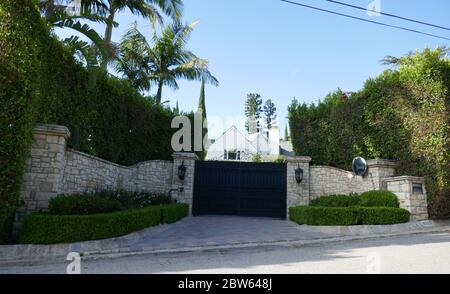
310,191,399,208
49,190,175,215
0,1,176,241
0,0,47,242
95,190,175,209
161,203,190,224
288,48,450,218
19,206,162,244
359,190,400,208
310,194,360,207
289,206,410,226
49,193,125,215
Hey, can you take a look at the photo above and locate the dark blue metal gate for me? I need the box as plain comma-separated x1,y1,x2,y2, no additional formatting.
193,161,287,219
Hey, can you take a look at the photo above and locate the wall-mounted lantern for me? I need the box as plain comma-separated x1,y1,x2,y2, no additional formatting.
295,164,303,184
178,161,186,181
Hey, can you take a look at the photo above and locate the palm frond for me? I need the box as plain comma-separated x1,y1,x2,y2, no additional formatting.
79,0,109,17
63,36,98,66
52,19,108,61
148,0,184,20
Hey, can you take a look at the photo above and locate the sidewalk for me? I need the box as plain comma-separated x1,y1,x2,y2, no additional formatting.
1,216,449,265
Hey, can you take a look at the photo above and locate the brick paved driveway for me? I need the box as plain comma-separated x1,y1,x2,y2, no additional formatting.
130,216,330,251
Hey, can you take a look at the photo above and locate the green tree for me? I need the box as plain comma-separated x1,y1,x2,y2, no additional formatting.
263,99,277,130
284,124,289,141
39,0,109,66
245,93,262,133
80,0,184,66
196,79,208,160
116,21,219,104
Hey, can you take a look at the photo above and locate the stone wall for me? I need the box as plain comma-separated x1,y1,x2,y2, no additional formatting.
14,124,176,234
385,177,429,221
287,157,428,221
16,124,429,230
61,150,173,195
309,159,396,199
286,157,311,212
310,166,374,198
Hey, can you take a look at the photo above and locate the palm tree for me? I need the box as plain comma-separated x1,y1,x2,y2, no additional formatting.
38,0,110,66
116,21,219,104
79,0,183,66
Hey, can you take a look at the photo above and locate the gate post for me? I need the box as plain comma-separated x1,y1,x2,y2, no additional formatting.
172,152,198,215
14,124,70,237
286,156,312,216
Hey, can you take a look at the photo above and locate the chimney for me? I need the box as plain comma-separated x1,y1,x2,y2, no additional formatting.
268,126,280,155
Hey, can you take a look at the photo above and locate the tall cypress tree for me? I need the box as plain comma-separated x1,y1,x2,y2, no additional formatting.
245,93,262,134
284,124,289,141
196,79,207,159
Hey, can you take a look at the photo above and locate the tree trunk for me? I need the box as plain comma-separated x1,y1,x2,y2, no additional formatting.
156,79,164,105
101,2,116,68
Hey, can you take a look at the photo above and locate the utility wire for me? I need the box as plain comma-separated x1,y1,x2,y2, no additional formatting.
326,0,450,31
280,0,450,41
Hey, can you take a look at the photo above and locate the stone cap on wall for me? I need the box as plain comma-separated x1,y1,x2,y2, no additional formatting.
172,152,199,160
383,176,425,183
286,156,312,163
367,158,397,168
34,124,71,140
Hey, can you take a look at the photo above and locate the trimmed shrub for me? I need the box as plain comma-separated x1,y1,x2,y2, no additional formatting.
19,206,162,244
49,193,124,215
289,206,410,226
359,190,400,208
161,204,189,224
289,206,358,226
96,190,174,209
358,207,410,225
310,194,360,207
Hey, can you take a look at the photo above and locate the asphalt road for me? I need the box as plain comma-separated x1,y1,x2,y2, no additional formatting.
1,232,450,274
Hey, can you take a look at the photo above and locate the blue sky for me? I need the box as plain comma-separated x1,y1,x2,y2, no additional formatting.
57,0,450,138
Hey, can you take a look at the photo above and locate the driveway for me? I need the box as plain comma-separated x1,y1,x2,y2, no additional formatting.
1,216,447,264
128,216,330,252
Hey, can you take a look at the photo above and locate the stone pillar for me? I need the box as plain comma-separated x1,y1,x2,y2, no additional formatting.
366,158,397,190
384,176,429,221
171,152,198,215
286,156,312,214
14,124,70,234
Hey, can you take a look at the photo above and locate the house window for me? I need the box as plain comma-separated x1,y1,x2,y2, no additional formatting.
237,151,241,160
228,151,237,160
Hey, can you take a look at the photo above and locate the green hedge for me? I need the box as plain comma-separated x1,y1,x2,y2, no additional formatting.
359,190,400,208
358,207,410,225
310,195,360,207
49,193,125,215
290,206,358,225
289,206,410,226
288,48,450,218
19,204,189,244
161,204,190,224
310,191,400,208
0,0,46,242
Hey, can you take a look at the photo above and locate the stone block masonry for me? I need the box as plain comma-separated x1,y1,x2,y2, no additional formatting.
15,124,429,235
287,157,428,221
309,159,397,199
14,124,184,235
384,177,429,221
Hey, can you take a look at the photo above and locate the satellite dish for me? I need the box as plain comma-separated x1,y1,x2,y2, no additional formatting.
352,157,368,177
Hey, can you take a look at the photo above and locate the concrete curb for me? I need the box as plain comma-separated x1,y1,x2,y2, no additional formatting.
1,220,449,265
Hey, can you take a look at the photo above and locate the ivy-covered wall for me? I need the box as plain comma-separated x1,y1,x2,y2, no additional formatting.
0,0,176,242
288,48,450,218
